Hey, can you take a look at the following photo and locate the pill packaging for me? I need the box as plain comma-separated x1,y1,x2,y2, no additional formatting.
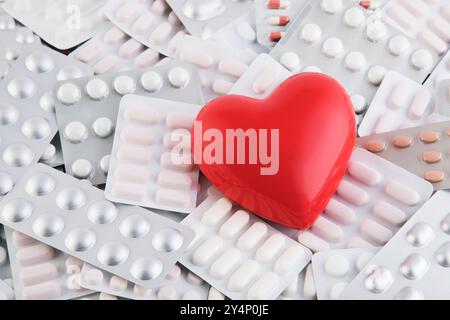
179,187,312,300
79,262,210,300
70,25,162,75
3,228,91,300
54,61,204,185
229,53,292,99
358,72,448,137
0,226,11,282
0,44,92,199
165,0,253,38
379,0,450,55
425,50,450,90
270,0,438,114
341,191,450,300
38,135,64,168
436,79,450,116
312,247,378,300
102,0,187,57
171,34,257,101
278,263,316,300
255,0,308,47
296,148,433,253
0,163,195,289
105,94,201,213
1,0,111,50
0,277,14,300
357,120,450,190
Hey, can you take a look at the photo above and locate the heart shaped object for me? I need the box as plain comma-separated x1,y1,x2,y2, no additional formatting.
193,73,356,229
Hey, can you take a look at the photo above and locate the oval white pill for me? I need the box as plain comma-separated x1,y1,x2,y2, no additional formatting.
86,78,109,100
367,65,386,86
388,35,410,56
301,24,322,44
57,83,81,105
280,52,300,71
345,51,366,71
410,49,433,70
113,75,136,95
237,22,256,42
92,117,114,138
64,121,88,143
84,268,103,286
322,37,344,58
168,67,190,88
343,7,365,28
71,159,93,179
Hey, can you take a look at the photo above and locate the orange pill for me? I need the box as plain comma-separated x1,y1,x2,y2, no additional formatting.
424,170,445,183
419,131,440,143
422,150,442,164
392,135,412,148
365,139,385,153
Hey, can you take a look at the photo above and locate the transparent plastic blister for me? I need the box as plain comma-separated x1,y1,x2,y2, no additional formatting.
0,277,14,300
425,50,450,90
105,94,202,214
179,187,312,300
1,0,111,50
0,163,195,289
277,263,316,300
436,78,450,116
295,148,433,252
54,60,204,185
340,191,450,300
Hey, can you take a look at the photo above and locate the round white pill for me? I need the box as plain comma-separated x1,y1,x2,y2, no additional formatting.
329,281,348,299
321,0,343,14
411,49,433,70
64,121,88,143
388,35,410,56
0,246,6,266
367,65,386,86
343,7,365,28
57,83,81,105
71,159,93,179
40,144,56,162
345,51,366,71
324,254,350,277
84,268,104,286
280,52,300,71
168,67,190,88
351,95,367,114
86,78,109,100
140,71,163,92
113,75,136,95
366,21,387,42
99,155,111,175
356,252,375,272
303,66,322,73
92,117,114,138
301,23,322,44
322,37,344,58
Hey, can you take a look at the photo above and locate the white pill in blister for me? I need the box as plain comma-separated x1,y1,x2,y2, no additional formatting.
408,89,432,119
92,117,114,138
237,222,268,251
274,245,306,275
201,198,232,227
255,234,285,263
84,268,104,286
387,5,415,29
219,210,250,239
155,189,191,207
119,39,143,59
191,235,224,266
343,7,365,28
218,59,248,78
40,144,56,162
124,105,159,125
297,231,330,252
246,272,279,300
104,27,127,45
93,55,120,74
237,22,256,42
86,79,109,100
321,0,343,14
132,12,155,35
165,264,181,281
166,113,196,130
311,216,343,242
134,49,160,68
322,37,344,58
388,81,410,109
186,272,203,286
227,260,260,292
360,218,393,245
304,264,316,299
212,79,234,95
168,67,190,88
351,95,367,113
366,21,387,42
367,65,386,86
140,71,163,92
209,248,242,279
113,75,136,95
410,49,433,70
388,35,410,56
345,51,366,71
301,24,322,44
280,52,300,71
364,265,393,293
348,161,382,186
71,159,93,179
99,293,118,300
400,253,429,280
157,171,192,190
253,66,280,95
99,155,111,174
418,29,447,55
325,199,356,225
329,282,348,299
337,180,369,206
57,83,81,105
384,181,420,205
64,121,88,143
109,276,128,292
179,49,214,68
373,200,407,226
208,287,225,300
149,22,173,45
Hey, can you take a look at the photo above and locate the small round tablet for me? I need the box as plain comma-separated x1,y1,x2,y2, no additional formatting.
113,75,136,95
71,159,93,179
63,121,88,143
322,37,344,58
321,0,343,14
388,35,410,56
92,117,114,138
343,7,365,28
410,49,433,70
168,67,190,88
367,65,386,86
86,79,109,100
57,83,81,105
280,52,300,71
141,71,163,92
344,51,366,71
324,254,350,277
40,144,56,162
365,21,387,42
99,155,111,175
300,23,322,44
351,95,367,113
39,91,55,113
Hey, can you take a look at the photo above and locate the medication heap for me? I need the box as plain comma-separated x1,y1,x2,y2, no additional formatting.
0,0,449,300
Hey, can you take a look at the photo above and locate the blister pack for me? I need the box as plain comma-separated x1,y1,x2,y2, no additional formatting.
1,0,111,50
229,53,292,99
278,263,316,300
358,72,448,137
340,191,450,300
165,0,253,38
70,25,162,75
312,247,378,300
0,278,13,300
255,0,308,47
0,226,11,282
0,44,92,198
4,228,91,300
380,0,450,55
171,34,257,101
80,262,210,300
436,79,450,115
0,163,195,289
179,187,312,300
270,0,437,113
102,0,187,57
425,50,450,90
358,120,450,190
38,135,64,168
105,94,201,213
54,60,203,185
296,148,433,252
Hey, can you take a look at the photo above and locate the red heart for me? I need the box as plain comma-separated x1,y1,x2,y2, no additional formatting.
192,73,356,229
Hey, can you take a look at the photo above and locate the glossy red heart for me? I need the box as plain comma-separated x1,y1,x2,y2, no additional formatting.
192,73,356,229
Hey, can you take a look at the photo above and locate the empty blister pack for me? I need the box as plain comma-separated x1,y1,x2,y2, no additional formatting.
278,263,316,300
436,79,450,115
179,187,312,300
312,247,378,300
171,34,257,101
380,0,450,55
296,148,433,252
102,0,187,57
358,120,450,190
425,50,450,90
70,25,162,75
340,191,450,300
270,0,437,113
1,0,111,50
255,0,308,47
229,53,291,99
0,44,92,198
165,0,253,38
4,228,91,300
105,94,201,213
80,262,209,300
358,72,447,136
0,163,195,289
55,61,203,185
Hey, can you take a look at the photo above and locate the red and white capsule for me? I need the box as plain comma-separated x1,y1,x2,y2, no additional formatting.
269,31,285,42
267,0,290,10
267,15,290,26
